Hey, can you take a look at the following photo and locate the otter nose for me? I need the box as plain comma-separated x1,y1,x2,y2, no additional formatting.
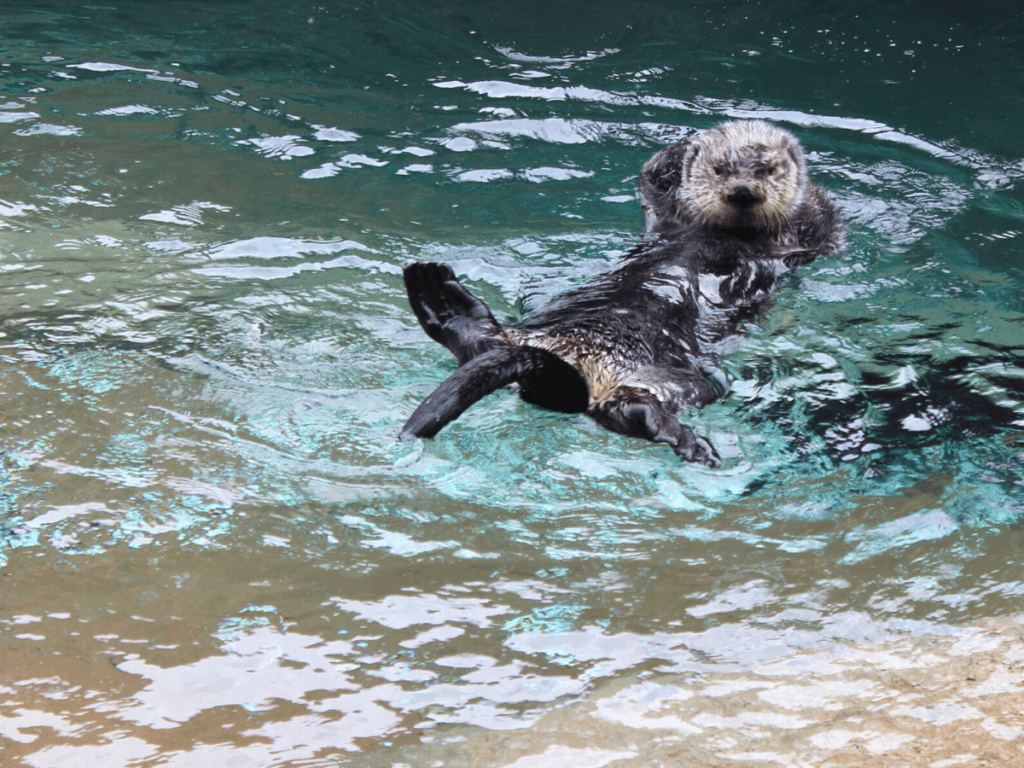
726,185,761,208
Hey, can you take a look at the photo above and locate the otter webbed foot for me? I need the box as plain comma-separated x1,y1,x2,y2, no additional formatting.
588,391,722,468
403,261,503,365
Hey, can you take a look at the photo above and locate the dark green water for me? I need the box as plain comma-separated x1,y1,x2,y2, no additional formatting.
2,2,1024,766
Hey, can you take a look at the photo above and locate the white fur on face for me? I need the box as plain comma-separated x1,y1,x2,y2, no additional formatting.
680,120,809,231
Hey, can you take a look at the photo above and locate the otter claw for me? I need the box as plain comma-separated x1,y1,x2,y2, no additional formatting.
672,427,722,468
693,436,723,468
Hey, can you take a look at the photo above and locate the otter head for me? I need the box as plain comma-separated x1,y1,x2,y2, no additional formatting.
679,120,809,233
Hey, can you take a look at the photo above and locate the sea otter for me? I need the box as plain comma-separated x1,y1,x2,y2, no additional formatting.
399,120,845,466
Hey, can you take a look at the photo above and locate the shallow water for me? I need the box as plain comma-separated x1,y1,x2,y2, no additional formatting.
2,2,1024,766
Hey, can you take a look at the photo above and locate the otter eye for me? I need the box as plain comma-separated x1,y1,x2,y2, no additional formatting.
713,164,724,176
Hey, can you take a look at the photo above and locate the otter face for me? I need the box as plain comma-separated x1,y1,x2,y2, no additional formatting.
680,120,809,232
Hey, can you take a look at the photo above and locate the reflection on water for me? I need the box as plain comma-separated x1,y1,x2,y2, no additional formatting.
2,1,1024,766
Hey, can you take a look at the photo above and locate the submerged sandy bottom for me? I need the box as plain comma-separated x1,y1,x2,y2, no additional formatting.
449,617,1024,768
3,545,1022,768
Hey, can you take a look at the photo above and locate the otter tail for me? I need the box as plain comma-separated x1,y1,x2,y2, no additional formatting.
400,346,589,440
404,261,505,365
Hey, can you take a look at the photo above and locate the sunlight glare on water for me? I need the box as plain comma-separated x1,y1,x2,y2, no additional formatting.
2,2,1024,766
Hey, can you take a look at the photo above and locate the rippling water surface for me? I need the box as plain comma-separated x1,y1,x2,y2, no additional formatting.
3,2,1024,766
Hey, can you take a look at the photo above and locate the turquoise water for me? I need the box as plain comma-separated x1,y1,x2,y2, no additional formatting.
2,2,1024,766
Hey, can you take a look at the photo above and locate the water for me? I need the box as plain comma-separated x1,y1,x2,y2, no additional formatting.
2,2,1024,766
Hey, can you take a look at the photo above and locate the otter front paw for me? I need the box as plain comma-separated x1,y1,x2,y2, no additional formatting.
669,425,722,468
589,394,723,468
642,406,722,468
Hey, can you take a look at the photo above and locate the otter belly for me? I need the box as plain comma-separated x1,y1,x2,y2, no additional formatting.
504,324,711,413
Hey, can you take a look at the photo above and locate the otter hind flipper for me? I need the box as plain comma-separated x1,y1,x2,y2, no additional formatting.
403,261,504,365
400,346,589,440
